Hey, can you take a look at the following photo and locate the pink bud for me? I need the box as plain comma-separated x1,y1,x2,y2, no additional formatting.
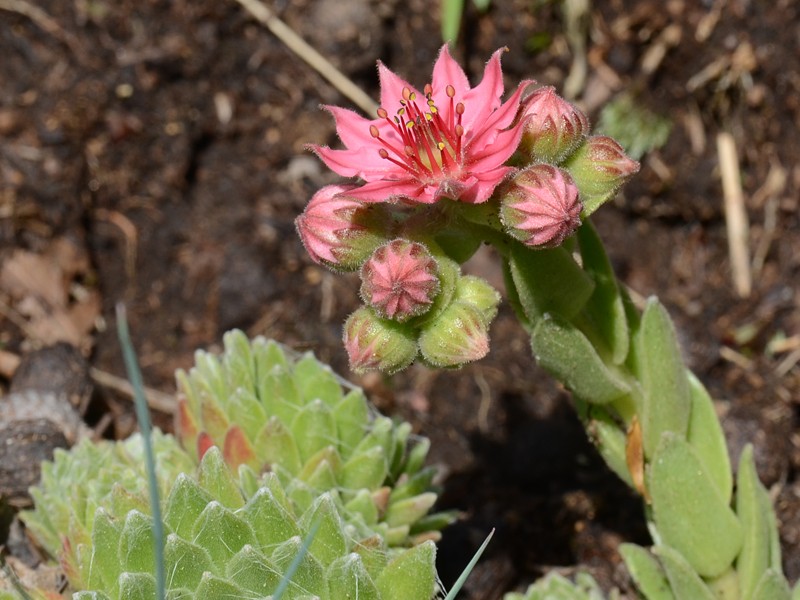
563,136,640,215
519,86,589,164
360,239,441,322
295,184,387,271
343,307,418,374
418,301,489,368
500,164,582,248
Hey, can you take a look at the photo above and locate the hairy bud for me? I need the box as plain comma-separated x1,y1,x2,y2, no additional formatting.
519,86,589,164
343,307,418,374
500,164,582,248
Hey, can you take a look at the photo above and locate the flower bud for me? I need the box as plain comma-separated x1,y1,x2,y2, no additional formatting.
295,184,388,271
360,239,441,322
418,301,489,368
500,164,582,248
563,135,640,215
454,275,501,324
343,307,418,374
519,86,589,164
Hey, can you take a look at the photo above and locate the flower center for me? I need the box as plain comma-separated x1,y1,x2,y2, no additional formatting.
370,84,465,181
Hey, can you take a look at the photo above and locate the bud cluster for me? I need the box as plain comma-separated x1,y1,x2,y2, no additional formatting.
296,48,640,374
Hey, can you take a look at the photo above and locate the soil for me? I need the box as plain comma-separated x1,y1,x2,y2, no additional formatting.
1,0,799,597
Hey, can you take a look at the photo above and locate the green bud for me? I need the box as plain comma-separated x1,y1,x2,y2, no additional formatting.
454,275,501,324
343,307,419,374
563,135,640,215
418,301,490,368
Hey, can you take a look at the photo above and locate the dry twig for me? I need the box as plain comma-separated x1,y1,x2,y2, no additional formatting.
717,132,751,298
233,0,378,115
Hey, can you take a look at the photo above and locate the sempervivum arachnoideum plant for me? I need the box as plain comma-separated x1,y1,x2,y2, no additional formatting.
22,443,438,599
175,329,453,546
21,430,195,570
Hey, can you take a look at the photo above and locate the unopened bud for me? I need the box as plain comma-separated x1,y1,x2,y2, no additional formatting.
454,276,501,324
295,185,388,271
360,239,441,322
343,307,418,374
418,301,489,368
519,86,589,164
563,136,640,215
500,164,582,248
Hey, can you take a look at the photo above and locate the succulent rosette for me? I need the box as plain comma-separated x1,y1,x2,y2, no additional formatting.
310,45,533,205
176,330,453,546
23,444,439,599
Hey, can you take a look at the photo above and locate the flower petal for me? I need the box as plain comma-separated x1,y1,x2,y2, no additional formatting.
310,145,391,179
468,123,527,172
377,61,422,113
345,178,436,204
323,105,378,148
459,47,506,134
431,44,470,98
466,79,533,149
459,166,516,203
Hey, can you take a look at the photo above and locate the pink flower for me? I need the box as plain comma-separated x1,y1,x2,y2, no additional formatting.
500,164,582,248
295,184,387,270
360,239,441,322
310,46,533,205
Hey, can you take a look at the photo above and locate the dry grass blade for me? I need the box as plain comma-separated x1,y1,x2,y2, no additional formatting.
717,131,751,298
233,0,378,115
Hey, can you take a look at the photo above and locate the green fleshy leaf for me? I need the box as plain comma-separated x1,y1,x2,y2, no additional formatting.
384,493,438,528
291,400,337,463
193,571,248,598
163,533,214,589
508,242,595,323
238,464,262,499
333,389,371,456
686,373,732,504
344,489,379,526
586,406,633,487
89,509,122,596
405,438,430,477
353,535,390,583
619,543,674,600
259,367,301,426
294,353,344,407
648,433,742,578
736,444,775,600
388,422,412,479
73,593,113,600
531,314,631,404
375,540,437,600
328,553,380,600
653,545,715,600
223,329,257,393
164,474,213,540
254,417,303,474
119,510,156,574
271,537,328,599
253,337,290,374
117,572,157,600
577,220,629,364
752,569,791,600
341,446,389,493
706,568,741,599
192,501,256,569
241,487,301,549
390,467,436,503
226,387,268,444
198,447,244,510
225,544,281,596
633,298,691,458
352,417,394,460
299,494,348,567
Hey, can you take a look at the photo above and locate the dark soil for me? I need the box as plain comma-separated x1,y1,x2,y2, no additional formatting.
1,0,799,597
